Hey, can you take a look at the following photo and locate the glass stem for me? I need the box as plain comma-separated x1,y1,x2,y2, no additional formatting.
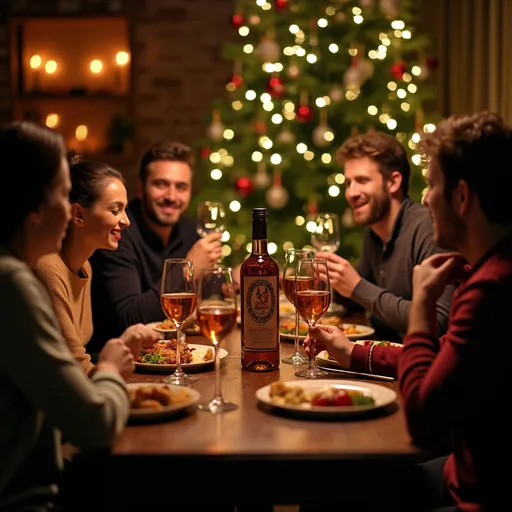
294,308,300,355
213,340,222,403
175,325,183,374
308,323,315,369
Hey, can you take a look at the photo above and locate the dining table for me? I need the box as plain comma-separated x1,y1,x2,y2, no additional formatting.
70,312,426,511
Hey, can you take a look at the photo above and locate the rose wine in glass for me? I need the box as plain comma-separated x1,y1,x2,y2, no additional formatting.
294,258,331,379
160,258,198,385
196,266,238,413
310,213,340,253
281,248,314,365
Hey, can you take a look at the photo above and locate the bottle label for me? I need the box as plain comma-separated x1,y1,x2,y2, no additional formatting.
243,276,278,349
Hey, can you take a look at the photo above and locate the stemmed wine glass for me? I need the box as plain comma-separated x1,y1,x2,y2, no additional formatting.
294,258,331,379
310,213,340,253
160,258,198,386
196,265,238,413
281,248,315,365
196,201,226,238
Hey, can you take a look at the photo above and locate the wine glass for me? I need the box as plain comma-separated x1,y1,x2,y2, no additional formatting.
281,248,315,365
160,258,198,386
310,213,340,253
294,258,331,379
196,201,226,238
196,265,238,413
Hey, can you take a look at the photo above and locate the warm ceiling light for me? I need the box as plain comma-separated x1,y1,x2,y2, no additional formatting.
44,60,57,74
75,125,88,141
89,59,103,73
45,113,59,128
115,51,130,66
30,55,42,69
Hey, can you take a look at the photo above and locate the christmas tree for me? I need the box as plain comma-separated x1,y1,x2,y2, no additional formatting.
191,0,439,266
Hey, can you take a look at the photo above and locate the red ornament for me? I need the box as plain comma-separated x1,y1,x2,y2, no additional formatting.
426,56,439,71
200,147,211,159
266,76,284,97
390,61,407,80
234,176,254,197
275,0,288,11
231,13,244,28
296,105,313,123
253,120,267,134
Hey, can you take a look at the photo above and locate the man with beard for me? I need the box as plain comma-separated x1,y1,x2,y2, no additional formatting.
316,131,454,347
88,140,222,354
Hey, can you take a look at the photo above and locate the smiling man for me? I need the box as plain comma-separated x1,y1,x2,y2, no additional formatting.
316,131,454,344
88,140,222,354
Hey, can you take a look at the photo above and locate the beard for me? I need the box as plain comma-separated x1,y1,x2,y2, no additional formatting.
352,188,391,227
142,199,180,228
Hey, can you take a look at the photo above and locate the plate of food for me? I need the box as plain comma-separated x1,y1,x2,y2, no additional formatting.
135,339,227,372
256,379,396,419
149,317,201,336
127,383,200,422
279,316,375,341
146,321,187,341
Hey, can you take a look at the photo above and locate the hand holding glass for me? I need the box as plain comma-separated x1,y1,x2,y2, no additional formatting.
281,248,314,366
160,258,198,385
311,213,340,253
294,258,331,379
196,266,238,413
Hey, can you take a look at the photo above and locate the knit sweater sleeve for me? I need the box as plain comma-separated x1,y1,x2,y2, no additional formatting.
34,257,94,375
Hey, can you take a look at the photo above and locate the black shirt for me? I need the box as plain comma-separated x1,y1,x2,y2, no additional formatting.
88,198,200,353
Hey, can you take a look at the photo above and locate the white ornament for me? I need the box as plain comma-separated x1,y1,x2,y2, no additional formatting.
257,39,281,62
379,0,400,17
276,129,296,144
417,64,431,80
253,168,271,189
287,64,300,78
329,86,344,102
343,66,363,88
312,125,333,148
206,120,225,142
266,184,289,209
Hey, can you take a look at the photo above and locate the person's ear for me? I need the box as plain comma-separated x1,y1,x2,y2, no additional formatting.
70,203,85,226
454,179,471,216
387,170,403,195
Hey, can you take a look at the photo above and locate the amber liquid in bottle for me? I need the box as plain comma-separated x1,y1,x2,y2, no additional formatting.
241,208,280,371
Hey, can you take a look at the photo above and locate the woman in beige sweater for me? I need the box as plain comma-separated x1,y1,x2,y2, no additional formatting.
34,154,158,375
0,121,136,511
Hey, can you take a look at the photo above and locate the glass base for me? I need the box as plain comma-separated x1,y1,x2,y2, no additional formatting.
282,352,308,365
295,363,328,379
197,397,238,414
162,371,198,386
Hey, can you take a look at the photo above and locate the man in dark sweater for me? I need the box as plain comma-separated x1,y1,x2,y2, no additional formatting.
398,111,512,511
316,131,454,342
88,140,222,353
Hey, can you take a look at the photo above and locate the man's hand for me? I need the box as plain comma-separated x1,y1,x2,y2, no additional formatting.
187,233,222,277
316,251,361,297
303,324,354,369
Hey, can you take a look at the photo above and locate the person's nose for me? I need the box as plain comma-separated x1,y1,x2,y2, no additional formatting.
120,213,130,228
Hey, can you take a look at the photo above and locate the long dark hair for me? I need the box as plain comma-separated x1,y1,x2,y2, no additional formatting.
0,122,66,245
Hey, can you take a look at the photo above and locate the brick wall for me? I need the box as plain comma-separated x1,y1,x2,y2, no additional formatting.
0,0,235,195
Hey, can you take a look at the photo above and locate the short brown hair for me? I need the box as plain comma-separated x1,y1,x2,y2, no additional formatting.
336,131,410,195
139,140,194,181
417,111,512,225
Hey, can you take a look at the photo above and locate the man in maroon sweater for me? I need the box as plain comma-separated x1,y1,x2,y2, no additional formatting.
396,111,512,512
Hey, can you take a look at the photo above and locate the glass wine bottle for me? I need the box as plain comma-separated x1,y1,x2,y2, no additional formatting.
241,207,280,372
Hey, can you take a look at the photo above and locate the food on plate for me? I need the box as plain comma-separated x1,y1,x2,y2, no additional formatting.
279,317,308,336
279,316,365,337
269,381,375,407
156,318,175,330
156,316,200,332
138,339,213,365
129,384,192,410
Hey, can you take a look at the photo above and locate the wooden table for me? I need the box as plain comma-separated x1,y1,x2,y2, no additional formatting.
72,316,424,511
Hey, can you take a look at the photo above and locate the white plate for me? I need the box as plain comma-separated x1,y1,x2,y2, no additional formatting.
127,383,199,421
256,379,397,419
135,343,227,373
279,323,376,342
316,341,402,366
146,320,201,336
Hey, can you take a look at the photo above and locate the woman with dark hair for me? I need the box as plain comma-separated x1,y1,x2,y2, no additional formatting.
0,122,135,511
34,153,158,374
